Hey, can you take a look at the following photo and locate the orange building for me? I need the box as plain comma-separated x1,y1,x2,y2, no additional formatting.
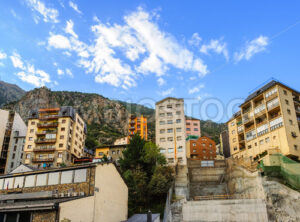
186,136,216,160
128,115,147,140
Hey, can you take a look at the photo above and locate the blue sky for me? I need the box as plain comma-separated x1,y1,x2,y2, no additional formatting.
0,1,300,122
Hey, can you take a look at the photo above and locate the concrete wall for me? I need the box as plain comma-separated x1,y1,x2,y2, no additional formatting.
59,196,94,222
0,110,9,153
94,163,128,222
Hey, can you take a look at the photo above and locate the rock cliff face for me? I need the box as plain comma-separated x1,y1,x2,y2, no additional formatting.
0,81,25,107
4,87,154,146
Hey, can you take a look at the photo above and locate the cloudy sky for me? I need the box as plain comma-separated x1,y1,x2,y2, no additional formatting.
0,1,299,121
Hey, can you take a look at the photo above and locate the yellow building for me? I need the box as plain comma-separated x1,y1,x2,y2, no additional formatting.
228,80,300,162
24,107,87,168
94,144,127,162
128,115,147,140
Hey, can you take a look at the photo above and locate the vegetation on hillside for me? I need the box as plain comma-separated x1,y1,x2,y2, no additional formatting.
119,135,174,217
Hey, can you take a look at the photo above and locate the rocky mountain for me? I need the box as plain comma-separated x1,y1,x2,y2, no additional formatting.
0,81,25,107
1,81,227,149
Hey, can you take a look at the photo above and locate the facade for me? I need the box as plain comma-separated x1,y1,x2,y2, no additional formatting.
228,80,300,161
186,136,216,160
220,130,231,158
23,107,87,168
0,110,27,175
128,115,148,140
114,136,129,145
186,118,201,137
94,144,127,161
0,163,128,222
155,97,187,165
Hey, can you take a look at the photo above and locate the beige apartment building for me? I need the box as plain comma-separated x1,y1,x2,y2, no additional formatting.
228,80,300,162
155,97,187,165
24,107,87,168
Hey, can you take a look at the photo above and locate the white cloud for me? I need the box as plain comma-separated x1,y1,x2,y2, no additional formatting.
65,20,78,38
25,0,59,23
188,33,202,46
65,68,73,77
157,77,165,86
57,68,64,75
234,35,269,62
48,34,71,49
0,50,7,60
188,84,205,94
200,39,229,61
10,52,51,87
69,1,82,14
47,7,208,89
161,88,174,96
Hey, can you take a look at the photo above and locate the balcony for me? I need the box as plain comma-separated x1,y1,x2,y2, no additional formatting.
237,125,244,134
32,157,54,162
37,122,58,128
294,99,300,105
267,102,279,111
35,138,56,144
237,120,243,126
39,115,59,120
33,146,56,152
36,130,57,136
265,93,278,102
270,116,283,131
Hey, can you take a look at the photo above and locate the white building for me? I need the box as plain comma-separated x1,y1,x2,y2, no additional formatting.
0,110,27,174
155,97,187,165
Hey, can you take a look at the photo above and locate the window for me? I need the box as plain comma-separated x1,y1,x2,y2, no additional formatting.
289,120,293,125
168,158,174,163
194,128,199,131
176,128,182,132
160,138,166,142
176,119,181,123
283,90,287,95
112,151,116,154
265,137,270,143
233,138,236,143
61,127,65,131
58,153,63,158
29,137,33,141
177,136,182,141
193,149,196,153
203,150,206,153
160,129,165,134
12,153,15,159
167,112,173,117
26,154,30,159
209,144,212,147
13,145,17,151
167,137,173,141
167,128,173,133
176,111,181,115
176,104,181,108
285,99,289,105
27,145,32,149
248,145,252,149
287,109,291,115
160,148,166,153
30,129,34,133
10,162,14,168
234,147,237,151
167,104,172,109
273,136,276,140
294,145,298,151
60,135,64,139
159,106,164,110
159,121,165,125
186,122,191,126
232,130,236,135
168,148,174,153
231,122,235,126
192,143,196,147
193,123,198,126
255,142,257,146
62,119,66,123
167,120,173,124
186,128,191,131
259,140,264,145
202,143,206,147
31,121,35,125
178,146,183,152
159,113,165,117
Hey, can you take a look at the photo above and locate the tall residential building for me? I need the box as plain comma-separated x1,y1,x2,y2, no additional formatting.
220,130,230,158
185,118,201,137
228,80,300,162
128,115,148,140
0,110,27,174
155,97,187,165
24,107,87,168
186,136,216,161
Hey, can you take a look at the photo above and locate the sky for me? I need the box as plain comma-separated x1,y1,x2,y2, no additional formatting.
0,1,300,122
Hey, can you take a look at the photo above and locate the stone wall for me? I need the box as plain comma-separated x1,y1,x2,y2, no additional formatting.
32,211,56,222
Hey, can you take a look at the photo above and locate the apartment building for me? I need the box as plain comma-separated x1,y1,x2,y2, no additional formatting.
186,118,201,137
0,163,128,222
155,97,187,165
228,80,300,162
128,115,148,140
0,110,27,175
94,144,127,162
114,136,129,145
186,136,216,160
23,107,87,168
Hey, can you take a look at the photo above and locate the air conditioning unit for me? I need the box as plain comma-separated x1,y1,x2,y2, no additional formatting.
66,192,72,197
79,192,85,196
72,192,78,197
59,193,65,198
